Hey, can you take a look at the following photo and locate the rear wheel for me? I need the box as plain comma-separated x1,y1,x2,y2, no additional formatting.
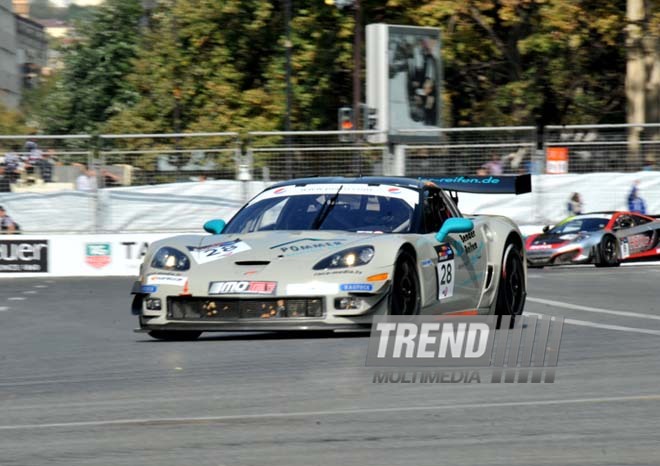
389,251,420,315
148,330,202,341
495,243,526,323
595,235,620,267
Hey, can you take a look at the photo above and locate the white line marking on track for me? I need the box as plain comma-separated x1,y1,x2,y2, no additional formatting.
33,285,47,289
528,296,660,321
1,394,659,431
0,306,8,312
22,291,37,295
7,297,25,301
526,311,660,336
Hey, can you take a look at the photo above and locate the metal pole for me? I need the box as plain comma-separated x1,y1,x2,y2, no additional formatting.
284,0,293,178
352,0,362,173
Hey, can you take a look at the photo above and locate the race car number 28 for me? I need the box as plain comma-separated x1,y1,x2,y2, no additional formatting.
437,259,455,300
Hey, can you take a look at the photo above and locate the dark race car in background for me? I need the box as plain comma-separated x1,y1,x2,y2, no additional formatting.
525,211,660,268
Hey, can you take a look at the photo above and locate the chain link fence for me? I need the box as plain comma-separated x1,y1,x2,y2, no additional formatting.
401,127,538,177
544,124,660,173
1,126,660,233
246,130,388,180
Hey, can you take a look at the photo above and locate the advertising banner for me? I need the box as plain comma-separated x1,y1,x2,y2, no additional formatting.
0,233,174,278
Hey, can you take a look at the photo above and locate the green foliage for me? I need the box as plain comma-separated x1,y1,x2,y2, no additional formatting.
33,0,143,134
25,0,639,133
0,103,29,135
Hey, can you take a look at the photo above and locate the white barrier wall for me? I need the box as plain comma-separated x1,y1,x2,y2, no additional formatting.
0,233,174,278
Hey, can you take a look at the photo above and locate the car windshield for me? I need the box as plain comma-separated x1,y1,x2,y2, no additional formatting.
549,217,609,234
224,185,418,234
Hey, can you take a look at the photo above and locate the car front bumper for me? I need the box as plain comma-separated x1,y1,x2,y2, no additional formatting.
131,281,389,332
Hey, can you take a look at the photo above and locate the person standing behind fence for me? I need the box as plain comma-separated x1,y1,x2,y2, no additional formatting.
3,145,21,183
627,181,647,214
482,154,503,175
75,165,98,192
567,192,583,216
0,165,11,192
0,205,18,233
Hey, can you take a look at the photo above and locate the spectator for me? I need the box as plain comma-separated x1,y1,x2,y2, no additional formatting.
76,165,98,192
101,169,121,188
0,165,11,192
482,154,503,175
567,192,583,216
23,141,43,175
627,181,647,214
0,205,18,233
3,145,21,183
38,149,57,182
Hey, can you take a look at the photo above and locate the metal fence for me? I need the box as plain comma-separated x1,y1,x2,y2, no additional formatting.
1,125,660,233
246,130,388,180
544,124,660,173
399,127,538,177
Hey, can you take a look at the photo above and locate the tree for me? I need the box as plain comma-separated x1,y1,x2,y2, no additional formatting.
0,104,28,135
34,0,143,134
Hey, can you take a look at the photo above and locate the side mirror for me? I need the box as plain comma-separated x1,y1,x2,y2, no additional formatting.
542,225,550,233
203,219,226,235
435,218,474,243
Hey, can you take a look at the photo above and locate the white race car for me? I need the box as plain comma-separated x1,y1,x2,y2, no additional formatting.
132,175,531,340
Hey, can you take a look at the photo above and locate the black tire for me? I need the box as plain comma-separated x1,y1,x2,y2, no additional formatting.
389,251,421,315
595,235,620,267
495,243,526,323
148,330,202,341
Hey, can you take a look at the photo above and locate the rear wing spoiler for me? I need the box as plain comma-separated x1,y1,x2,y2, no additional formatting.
425,174,532,195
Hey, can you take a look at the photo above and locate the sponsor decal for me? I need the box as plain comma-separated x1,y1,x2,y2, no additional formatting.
85,243,111,269
434,244,454,262
340,283,374,292
436,259,454,300
187,239,251,264
529,244,553,250
387,187,401,194
433,176,501,185
146,274,188,286
140,285,158,293
208,281,277,295
421,259,433,267
273,187,286,194
313,269,363,276
620,238,630,259
287,282,339,295
367,315,564,384
0,240,48,273
270,238,345,255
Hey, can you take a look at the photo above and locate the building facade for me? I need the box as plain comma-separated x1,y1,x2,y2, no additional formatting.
0,0,20,108
15,14,48,89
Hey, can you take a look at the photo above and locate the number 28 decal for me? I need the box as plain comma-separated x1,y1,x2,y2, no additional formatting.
437,259,455,300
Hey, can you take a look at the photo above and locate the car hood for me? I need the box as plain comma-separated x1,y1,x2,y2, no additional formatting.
149,230,388,269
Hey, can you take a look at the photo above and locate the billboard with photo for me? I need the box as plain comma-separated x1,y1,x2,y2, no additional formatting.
367,24,442,143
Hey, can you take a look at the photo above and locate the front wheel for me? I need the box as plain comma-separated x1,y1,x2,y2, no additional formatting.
389,251,421,315
495,243,526,320
148,330,202,341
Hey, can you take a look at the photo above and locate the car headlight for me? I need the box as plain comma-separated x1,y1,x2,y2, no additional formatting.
313,246,375,270
150,247,191,271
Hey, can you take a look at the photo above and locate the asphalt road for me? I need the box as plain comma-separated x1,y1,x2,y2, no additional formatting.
1,267,660,466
